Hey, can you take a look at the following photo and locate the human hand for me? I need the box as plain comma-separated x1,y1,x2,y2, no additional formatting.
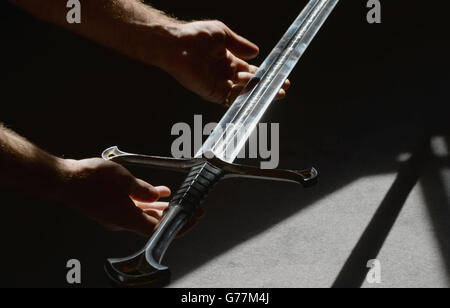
156,20,291,104
61,158,175,236
11,1,289,105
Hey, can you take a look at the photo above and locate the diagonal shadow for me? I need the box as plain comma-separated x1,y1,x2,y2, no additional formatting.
332,140,430,288
164,158,359,284
420,136,450,283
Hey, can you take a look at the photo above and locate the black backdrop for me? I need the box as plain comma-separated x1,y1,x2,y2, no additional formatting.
0,1,449,287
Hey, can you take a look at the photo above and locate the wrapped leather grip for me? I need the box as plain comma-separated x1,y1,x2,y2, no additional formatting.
169,161,224,214
147,161,224,263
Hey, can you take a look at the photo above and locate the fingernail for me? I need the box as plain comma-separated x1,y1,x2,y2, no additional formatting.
156,186,171,195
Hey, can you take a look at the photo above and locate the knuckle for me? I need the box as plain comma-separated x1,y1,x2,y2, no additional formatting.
196,30,212,42
211,20,226,28
208,20,227,39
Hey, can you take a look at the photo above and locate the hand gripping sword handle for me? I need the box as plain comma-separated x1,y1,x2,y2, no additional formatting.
105,161,223,287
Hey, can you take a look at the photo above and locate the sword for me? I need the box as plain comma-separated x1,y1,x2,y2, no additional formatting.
103,0,339,287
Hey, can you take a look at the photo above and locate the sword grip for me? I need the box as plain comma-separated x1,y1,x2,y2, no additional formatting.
105,161,223,287
170,161,224,213
149,161,224,263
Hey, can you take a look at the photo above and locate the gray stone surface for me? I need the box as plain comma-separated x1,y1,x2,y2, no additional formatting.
169,168,450,288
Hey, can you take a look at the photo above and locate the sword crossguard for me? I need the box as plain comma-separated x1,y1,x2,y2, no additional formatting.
102,146,318,287
102,146,318,187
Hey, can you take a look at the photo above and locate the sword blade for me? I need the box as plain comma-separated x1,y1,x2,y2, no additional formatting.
197,0,339,163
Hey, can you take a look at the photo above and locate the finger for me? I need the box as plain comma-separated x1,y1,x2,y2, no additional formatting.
241,65,290,89
229,53,251,73
217,50,239,80
224,25,259,60
129,178,160,203
142,209,164,220
276,80,290,100
234,72,289,100
228,71,258,103
114,198,159,237
235,70,289,90
131,211,159,237
283,79,291,91
276,89,286,100
154,186,171,198
135,201,169,211
235,71,253,87
211,79,234,105
249,65,258,74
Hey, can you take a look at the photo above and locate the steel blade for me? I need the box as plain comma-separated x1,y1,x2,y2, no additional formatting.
197,0,339,162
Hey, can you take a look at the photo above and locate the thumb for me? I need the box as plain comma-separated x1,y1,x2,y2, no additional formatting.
224,26,259,60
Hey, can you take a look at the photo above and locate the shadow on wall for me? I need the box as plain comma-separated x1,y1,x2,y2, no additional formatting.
332,136,450,288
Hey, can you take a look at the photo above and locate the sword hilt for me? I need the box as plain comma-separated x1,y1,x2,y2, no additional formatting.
102,147,318,287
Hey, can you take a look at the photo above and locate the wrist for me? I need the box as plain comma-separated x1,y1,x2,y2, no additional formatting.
109,1,185,69
55,158,80,203
127,21,182,68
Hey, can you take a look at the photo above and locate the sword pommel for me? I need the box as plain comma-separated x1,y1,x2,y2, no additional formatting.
104,251,170,288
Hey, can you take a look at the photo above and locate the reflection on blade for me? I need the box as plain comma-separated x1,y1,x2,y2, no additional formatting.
197,0,340,163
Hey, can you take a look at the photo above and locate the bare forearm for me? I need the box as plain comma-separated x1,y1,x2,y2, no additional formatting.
0,124,174,235
10,0,181,66
11,0,172,25
9,1,267,105
0,123,69,201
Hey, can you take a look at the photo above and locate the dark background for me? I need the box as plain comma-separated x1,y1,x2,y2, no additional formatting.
0,0,449,287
